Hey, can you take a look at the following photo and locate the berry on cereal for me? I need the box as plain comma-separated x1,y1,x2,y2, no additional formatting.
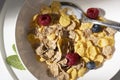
91,24,103,33
86,61,96,70
66,53,81,66
86,8,99,19
38,14,51,26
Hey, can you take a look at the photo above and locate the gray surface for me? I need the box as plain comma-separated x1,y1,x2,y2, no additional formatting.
0,0,5,12
112,71,120,80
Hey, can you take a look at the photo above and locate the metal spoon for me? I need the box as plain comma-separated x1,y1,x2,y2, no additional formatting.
61,2,120,31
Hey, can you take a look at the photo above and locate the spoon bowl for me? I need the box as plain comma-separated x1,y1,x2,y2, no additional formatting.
61,2,120,31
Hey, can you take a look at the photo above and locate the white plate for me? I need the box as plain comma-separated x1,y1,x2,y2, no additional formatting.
1,0,37,80
2,0,120,80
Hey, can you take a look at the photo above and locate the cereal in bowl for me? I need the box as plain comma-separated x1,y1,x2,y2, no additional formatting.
27,1,116,80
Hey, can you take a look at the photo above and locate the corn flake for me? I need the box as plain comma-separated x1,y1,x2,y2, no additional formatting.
74,41,86,57
80,22,93,30
97,38,110,47
59,15,71,27
40,6,52,14
71,69,77,80
47,33,56,40
86,46,98,60
95,55,104,63
78,67,87,77
67,68,73,74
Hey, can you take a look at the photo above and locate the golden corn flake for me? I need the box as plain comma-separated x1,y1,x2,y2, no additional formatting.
57,38,63,54
96,47,101,54
51,8,59,14
32,21,40,28
105,36,115,46
67,67,73,74
74,41,86,57
95,55,104,63
74,32,80,42
51,1,61,13
57,37,69,54
94,55,104,67
78,67,87,77
74,29,83,41
86,46,98,60
75,29,86,42
27,34,40,44
38,27,44,33
97,36,114,47
71,68,77,80
75,29,83,36
97,38,109,47
81,36,86,42
80,22,93,30
59,15,71,27
40,6,52,14
46,60,53,65
86,40,93,48
31,14,40,28
82,57,90,63
51,1,61,9
39,57,46,62
47,33,56,40
93,31,106,38
32,14,39,21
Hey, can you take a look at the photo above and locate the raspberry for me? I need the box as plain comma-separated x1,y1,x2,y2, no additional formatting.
66,53,81,66
86,8,99,19
38,14,51,26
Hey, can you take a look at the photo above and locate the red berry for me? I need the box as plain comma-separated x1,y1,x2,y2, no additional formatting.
38,14,51,26
66,53,81,66
86,8,99,19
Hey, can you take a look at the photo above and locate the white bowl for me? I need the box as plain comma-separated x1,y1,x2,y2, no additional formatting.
15,0,120,80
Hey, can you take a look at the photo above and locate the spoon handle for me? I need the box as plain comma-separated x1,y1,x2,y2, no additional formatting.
85,18,120,31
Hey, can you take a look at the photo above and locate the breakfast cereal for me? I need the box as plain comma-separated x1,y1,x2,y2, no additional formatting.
27,1,116,80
